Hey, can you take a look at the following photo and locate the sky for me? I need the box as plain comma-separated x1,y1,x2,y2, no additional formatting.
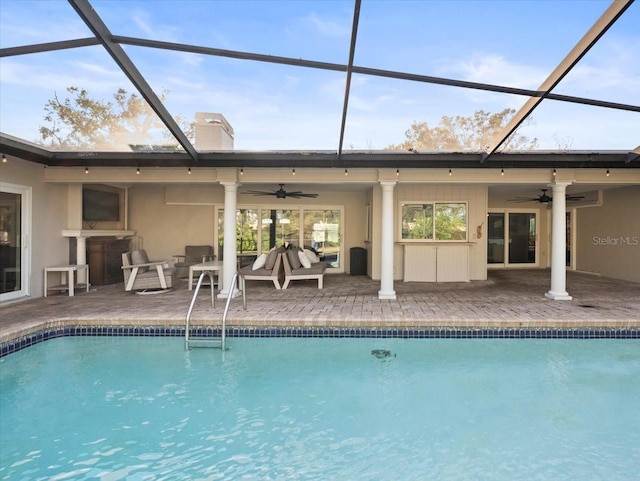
0,0,638,152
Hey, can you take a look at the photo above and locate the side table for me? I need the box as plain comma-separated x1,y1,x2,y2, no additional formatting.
188,260,223,291
44,264,90,297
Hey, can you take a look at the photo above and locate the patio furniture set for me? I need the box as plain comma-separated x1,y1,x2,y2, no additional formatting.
119,244,326,294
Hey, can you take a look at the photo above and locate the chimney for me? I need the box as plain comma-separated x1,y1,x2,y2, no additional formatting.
194,113,234,150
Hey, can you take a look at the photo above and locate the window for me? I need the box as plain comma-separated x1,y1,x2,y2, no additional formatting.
303,209,342,268
217,208,259,267
260,209,299,251
401,202,467,241
215,205,344,271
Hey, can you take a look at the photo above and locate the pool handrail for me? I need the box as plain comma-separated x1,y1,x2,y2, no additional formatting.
185,271,244,350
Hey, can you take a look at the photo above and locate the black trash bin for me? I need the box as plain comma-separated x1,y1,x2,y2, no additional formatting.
350,247,367,275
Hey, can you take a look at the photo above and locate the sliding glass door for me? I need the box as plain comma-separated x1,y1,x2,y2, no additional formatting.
0,183,30,301
216,206,343,271
303,209,342,268
488,211,538,267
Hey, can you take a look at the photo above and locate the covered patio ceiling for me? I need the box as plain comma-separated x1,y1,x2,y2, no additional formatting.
1,0,638,170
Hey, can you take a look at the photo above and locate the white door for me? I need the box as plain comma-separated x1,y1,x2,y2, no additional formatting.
0,183,31,301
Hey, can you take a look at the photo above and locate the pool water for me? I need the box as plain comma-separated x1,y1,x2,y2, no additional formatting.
1,337,638,480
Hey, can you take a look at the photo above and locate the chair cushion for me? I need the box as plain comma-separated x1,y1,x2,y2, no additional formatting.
287,248,302,270
298,249,311,268
291,264,326,275
131,250,150,273
185,245,213,263
252,253,267,270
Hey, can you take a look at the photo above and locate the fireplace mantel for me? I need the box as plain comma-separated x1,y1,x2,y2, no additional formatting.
62,229,135,239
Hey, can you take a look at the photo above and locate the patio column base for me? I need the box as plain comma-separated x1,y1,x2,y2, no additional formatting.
218,287,242,299
378,289,396,300
545,290,573,301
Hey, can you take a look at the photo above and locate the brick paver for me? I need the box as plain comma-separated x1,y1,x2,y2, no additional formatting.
1,269,639,343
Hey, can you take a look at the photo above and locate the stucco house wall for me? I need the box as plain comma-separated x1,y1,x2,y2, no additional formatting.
1,159,69,298
369,184,488,281
128,185,219,261
128,184,368,273
575,186,640,282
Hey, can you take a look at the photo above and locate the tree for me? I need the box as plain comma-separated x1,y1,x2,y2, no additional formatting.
386,108,538,152
39,86,194,150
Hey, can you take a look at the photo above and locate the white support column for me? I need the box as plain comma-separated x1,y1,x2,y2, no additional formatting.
546,182,573,300
219,181,239,298
76,236,87,284
378,181,397,300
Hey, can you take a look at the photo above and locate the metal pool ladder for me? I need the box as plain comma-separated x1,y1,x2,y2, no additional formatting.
185,271,246,350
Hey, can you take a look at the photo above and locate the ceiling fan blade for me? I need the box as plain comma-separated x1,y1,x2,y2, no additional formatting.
244,185,317,199
508,197,538,202
245,190,276,196
287,193,319,198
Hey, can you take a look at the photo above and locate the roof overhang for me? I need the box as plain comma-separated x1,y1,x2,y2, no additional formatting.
2,133,636,169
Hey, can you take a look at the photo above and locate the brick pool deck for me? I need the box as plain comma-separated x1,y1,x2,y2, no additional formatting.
1,269,639,345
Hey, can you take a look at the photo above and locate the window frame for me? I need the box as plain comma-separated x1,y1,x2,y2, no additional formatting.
214,204,345,272
399,201,468,242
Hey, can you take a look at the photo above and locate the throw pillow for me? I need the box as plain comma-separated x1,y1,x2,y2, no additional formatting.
252,253,267,270
264,248,279,271
298,249,311,268
304,248,319,263
131,250,150,273
287,248,302,269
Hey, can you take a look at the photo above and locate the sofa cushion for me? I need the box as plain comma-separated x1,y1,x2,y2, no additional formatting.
239,261,275,276
264,248,278,271
131,250,150,273
291,264,326,275
287,248,302,269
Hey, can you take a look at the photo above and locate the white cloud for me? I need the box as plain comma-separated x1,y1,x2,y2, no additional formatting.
555,38,640,103
302,12,351,39
131,10,155,37
130,8,181,42
440,53,546,90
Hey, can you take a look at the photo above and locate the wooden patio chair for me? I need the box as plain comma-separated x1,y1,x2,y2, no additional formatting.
121,250,176,293
281,247,327,289
238,246,285,290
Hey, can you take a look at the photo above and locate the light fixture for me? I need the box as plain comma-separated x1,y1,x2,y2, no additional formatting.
188,167,192,174
500,168,505,176
84,166,89,174
448,168,452,176
396,168,400,177
1,154,7,163
606,168,610,177
136,167,140,175
240,168,244,176
553,168,557,176
344,168,348,176
292,168,296,176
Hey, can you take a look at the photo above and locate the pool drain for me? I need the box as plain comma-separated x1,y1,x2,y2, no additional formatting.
371,349,394,359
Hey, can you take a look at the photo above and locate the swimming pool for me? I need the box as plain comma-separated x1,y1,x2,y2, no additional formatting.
1,336,638,480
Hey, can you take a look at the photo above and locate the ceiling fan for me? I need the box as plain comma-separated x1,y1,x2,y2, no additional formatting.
244,184,319,199
508,189,585,204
